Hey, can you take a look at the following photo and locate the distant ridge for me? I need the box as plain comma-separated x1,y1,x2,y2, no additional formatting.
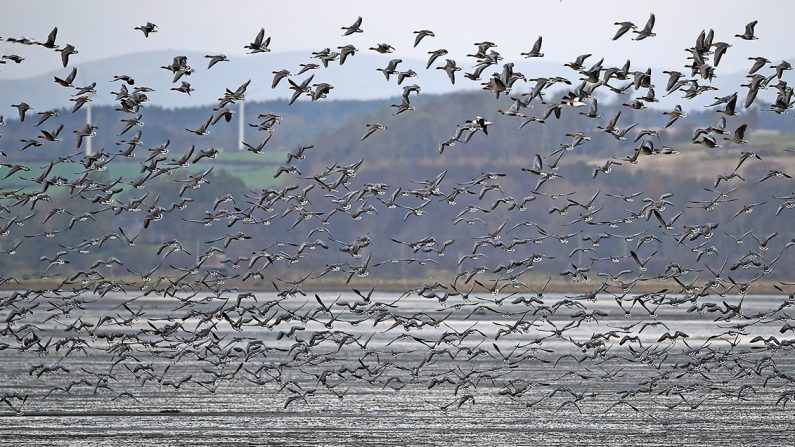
0,49,781,117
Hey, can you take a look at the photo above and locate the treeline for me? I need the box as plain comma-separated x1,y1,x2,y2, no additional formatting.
1,88,795,285
0,98,383,162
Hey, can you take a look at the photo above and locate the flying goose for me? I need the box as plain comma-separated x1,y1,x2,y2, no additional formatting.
361,123,387,141
632,14,656,40
134,22,158,37
437,59,461,84
735,20,759,40
520,36,544,58
412,30,435,47
204,54,229,69
342,16,364,36
612,21,637,40
245,28,271,53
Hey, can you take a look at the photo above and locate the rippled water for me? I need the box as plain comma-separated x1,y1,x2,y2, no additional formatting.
1,292,794,445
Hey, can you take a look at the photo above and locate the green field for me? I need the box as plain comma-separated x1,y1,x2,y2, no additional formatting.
232,167,280,186
743,132,795,147
2,151,288,190
214,151,288,164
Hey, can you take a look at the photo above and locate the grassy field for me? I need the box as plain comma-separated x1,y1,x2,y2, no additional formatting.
4,271,791,295
3,151,288,190
744,132,795,147
571,135,795,181
232,167,280,186
214,151,288,164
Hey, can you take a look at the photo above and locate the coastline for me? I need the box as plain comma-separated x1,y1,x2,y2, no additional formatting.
1,271,787,296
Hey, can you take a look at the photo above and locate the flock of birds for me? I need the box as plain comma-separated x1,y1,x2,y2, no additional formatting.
2,14,795,417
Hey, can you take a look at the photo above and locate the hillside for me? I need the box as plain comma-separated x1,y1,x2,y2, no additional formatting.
0,48,789,117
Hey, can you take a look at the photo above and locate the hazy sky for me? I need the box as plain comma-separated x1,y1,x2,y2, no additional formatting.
1,0,793,79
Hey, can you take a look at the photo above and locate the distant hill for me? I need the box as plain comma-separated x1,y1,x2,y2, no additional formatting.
2,82,792,168
1,49,789,118
0,61,794,280
0,50,464,115
0,97,386,162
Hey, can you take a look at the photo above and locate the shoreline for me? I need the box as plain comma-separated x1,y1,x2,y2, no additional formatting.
0,272,788,296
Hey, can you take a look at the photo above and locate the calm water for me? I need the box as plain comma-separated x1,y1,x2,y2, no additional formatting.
1,291,794,445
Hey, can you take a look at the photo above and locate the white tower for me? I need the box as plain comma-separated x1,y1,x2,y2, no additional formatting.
238,100,245,151
85,100,93,156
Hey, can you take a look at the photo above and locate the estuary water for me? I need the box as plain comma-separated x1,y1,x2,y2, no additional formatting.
1,291,794,445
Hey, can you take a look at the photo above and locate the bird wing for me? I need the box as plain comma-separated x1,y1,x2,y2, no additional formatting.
532,36,542,53
643,13,655,32
746,20,757,35
46,27,58,46
361,127,377,141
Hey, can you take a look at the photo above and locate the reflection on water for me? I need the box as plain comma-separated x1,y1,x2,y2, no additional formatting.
1,292,794,445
